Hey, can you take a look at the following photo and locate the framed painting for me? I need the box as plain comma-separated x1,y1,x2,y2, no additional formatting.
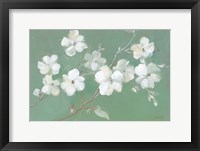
0,0,199,150
29,29,170,121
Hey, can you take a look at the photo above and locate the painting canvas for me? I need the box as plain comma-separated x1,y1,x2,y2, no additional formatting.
30,29,170,121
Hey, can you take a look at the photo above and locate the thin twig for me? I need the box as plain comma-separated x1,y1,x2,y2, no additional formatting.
110,33,135,67
55,31,135,121
30,94,46,108
120,34,135,51
109,49,121,67
81,72,94,77
57,89,99,121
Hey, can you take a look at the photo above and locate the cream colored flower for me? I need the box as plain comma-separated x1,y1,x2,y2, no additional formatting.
37,55,60,75
84,51,106,71
113,59,134,83
131,37,155,60
95,65,124,96
41,75,60,96
135,63,161,89
61,68,85,96
61,30,88,57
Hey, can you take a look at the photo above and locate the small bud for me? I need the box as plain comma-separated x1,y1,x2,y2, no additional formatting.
33,88,41,97
132,86,139,93
157,64,165,68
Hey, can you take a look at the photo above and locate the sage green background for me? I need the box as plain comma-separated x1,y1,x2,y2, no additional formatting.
30,29,170,121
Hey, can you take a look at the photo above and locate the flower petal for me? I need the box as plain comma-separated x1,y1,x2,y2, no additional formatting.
76,76,85,82
95,66,112,83
42,56,51,64
61,37,71,47
51,87,60,96
84,61,91,68
99,82,109,95
92,51,101,59
144,42,155,53
100,65,112,77
140,37,149,47
142,50,151,58
62,74,68,81
95,71,108,83
113,59,129,71
65,83,76,96
61,81,67,90
141,78,148,89
74,81,85,91
149,74,161,82
99,58,106,64
69,30,79,40
84,53,93,61
136,76,145,84
112,81,122,92
65,46,76,57
147,78,155,88
51,63,60,75
131,44,143,59
76,35,84,42
124,66,134,82
135,64,147,76
147,63,160,74
75,42,87,52
91,62,99,71
37,61,50,74
41,85,51,95
53,80,60,86
68,68,80,81
105,85,113,96
99,81,113,96
50,55,58,63
43,75,53,84
111,70,124,82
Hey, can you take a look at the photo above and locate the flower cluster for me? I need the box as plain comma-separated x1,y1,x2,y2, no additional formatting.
94,59,135,96
33,30,166,120
35,55,61,96
33,30,87,97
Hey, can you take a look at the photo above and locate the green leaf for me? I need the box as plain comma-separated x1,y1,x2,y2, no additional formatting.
94,106,110,120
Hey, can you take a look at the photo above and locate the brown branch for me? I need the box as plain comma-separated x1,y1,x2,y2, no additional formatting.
57,89,99,121
55,32,135,121
109,33,135,67
30,94,46,108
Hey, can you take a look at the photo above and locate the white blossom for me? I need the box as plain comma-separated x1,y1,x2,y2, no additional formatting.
37,55,60,75
61,30,88,57
33,88,41,97
84,51,106,71
41,75,60,96
131,37,155,60
113,59,134,83
135,63,161,89
95,65,124,96
61,68,85,96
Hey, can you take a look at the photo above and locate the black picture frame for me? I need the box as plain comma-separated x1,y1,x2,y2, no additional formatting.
0,0,199,150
